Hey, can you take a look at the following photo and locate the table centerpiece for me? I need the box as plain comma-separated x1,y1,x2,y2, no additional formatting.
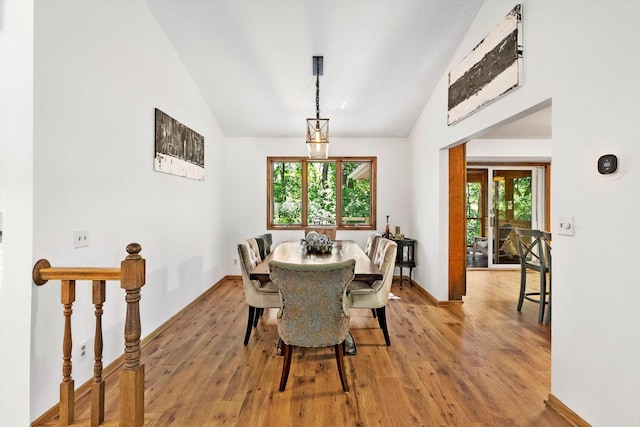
302,231,333,254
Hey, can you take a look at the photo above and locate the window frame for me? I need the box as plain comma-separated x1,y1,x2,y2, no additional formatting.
267,156,377,231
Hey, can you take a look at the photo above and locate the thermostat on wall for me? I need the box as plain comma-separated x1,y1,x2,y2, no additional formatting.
597,154,618,175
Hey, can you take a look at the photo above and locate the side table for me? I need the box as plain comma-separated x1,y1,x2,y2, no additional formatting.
392,238,416,289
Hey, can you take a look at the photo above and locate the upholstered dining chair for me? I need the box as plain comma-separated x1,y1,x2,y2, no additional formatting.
363,232,382,260
514,228,552,324
247,237,262,262
347,238,398,346
237,241,281,345
304,226,337,240
356,236,390,319
253,233,272,260
268,259,356,392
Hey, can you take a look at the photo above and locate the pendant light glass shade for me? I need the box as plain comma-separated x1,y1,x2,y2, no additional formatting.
306,56,329,159
306,117,329,159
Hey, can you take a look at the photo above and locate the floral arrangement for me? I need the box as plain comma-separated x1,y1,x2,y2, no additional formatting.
302,231,333,254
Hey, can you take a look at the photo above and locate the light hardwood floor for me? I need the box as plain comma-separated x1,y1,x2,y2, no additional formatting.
38,270,570,426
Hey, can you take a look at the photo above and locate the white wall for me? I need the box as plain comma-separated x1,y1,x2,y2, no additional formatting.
224,137,411,270
466,138,551,162
549,2,640,425
409,0,554,300
409,1,640,425
27,0,227,421
0,1,35,425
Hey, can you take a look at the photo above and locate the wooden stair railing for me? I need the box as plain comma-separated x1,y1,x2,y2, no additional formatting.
32,243,146,427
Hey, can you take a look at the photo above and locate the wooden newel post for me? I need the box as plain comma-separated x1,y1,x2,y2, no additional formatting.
119,243,145,427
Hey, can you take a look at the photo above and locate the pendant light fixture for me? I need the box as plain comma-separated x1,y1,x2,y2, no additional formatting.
306,56,329,159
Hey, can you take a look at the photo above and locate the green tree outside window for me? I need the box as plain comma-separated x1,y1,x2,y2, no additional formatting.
268,157,376,229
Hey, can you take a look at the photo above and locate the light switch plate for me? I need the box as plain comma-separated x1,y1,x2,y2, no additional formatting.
557,216,574,236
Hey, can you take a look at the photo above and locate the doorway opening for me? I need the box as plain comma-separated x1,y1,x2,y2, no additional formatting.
466,165,548,269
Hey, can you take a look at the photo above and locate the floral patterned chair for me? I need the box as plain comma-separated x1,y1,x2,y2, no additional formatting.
347,238,398,346
268,259,356,392
237,240,281,345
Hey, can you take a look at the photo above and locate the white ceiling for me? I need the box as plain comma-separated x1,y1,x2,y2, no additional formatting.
146,0,485,138
478,105,552,139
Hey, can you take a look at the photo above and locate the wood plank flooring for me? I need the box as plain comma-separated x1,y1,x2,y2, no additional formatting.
37,270,570,426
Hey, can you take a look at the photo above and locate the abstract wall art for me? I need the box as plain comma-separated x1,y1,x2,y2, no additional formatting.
447,4,523,125
154,108,205,181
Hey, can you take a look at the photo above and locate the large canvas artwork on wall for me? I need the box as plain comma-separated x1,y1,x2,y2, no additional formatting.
154,108,205,181
447,4,522,125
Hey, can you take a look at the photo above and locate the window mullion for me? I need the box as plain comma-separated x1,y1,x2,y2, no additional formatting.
301,159,308,227
335,160,342,227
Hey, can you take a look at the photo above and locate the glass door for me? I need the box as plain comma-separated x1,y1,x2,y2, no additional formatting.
466,169,488,267
466,165,545,269
489,167,544,267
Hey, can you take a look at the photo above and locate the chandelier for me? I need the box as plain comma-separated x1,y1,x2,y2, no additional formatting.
306,56,329,159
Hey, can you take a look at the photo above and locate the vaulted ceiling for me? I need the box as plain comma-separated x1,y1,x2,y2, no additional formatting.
146,0,485,138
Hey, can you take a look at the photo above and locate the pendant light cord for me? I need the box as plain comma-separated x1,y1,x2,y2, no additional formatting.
315,69,321,120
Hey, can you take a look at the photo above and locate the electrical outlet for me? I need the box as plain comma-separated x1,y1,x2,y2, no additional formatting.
234,259,238,265
77,341,88,361
73,230,89,248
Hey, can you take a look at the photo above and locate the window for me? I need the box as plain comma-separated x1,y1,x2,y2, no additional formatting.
512,176,532,220
268,157,376,230
307,161,337,225
466,181,482,246
466,169,487,246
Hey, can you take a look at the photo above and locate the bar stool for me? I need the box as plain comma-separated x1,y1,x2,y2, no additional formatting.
514,228,551,324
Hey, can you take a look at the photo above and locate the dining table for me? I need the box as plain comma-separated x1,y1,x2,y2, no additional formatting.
250,239,383,355
250,239,382,283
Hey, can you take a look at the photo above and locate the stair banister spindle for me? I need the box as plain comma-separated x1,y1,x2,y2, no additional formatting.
60,280,76,426
92,279,106,426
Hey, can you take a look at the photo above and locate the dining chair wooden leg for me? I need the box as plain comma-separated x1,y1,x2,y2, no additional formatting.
244,306,256,345
279,342,293,392
334,343,349,392
376,307,391,346
371,308,377,318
